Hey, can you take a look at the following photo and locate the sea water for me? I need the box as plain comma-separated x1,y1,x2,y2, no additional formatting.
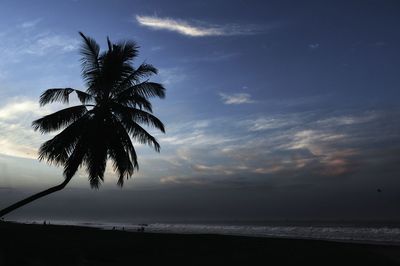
11,219,400,245
143,222,400,245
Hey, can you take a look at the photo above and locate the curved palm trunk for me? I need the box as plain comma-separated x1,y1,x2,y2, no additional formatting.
0,177,72,218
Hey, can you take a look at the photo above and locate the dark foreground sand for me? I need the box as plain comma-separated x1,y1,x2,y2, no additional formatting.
1,222,400,265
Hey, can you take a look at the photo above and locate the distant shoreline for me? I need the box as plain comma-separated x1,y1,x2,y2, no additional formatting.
1,221,400,265
4,219,400,247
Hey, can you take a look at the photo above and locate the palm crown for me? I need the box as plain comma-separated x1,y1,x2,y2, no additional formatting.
32,32,165,188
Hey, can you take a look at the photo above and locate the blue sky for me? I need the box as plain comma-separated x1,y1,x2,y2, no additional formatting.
0,0,400,221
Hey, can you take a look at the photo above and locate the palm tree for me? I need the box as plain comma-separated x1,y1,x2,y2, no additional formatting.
0,32,165,218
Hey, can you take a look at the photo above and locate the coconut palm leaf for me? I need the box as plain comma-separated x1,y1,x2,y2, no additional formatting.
32,105,88,133
108,117,138,186
75,90,95,104
121,93,153,112
118,115,161,152
113,62,158,95
112,103,165,133
39,88,74,106
39,88,94,106
79,31,101,87
116,81,166,102
38,114,91,165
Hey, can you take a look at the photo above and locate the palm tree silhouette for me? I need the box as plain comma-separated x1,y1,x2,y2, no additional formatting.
0,32,165,217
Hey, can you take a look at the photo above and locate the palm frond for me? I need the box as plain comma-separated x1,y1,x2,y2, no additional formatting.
39,138,71,166
116,40,139,63
134,63,158,79
39,88,74,106
112,103,165,133
97,41,137,97
79,32,101,89
63,136,88,179
116,81,166,103
107,36,112,52
108,118,138,186
115,112,161,152
79,32,100,64
39,88,94,106
117,93,153,112
84,143,108,189
134,82,165,98
32,105,88,133
132,109,165,132
75,90,95,104
38,114,90,166
113,63,158,94
128,121,161,152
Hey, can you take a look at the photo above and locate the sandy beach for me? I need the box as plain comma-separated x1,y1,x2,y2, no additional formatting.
1,221,400,265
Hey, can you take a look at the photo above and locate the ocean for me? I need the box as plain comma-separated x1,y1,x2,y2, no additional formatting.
10,219,400,246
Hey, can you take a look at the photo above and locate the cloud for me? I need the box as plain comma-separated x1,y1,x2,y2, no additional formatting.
24,35,79,56
0,25,79,65
150,46,163,52
0,138,39,160
219,93,254,104
0,98,54,159
157,67,187,85
192,163,248,176
136,15,264,37
316,112,378,126
150,107,400,188
246,117,298,131
285,130,345,153
158,118,240,147
308,43,320,49
253,165,284,174
160,175,207,185
18,19,42,29
0,100,47,121
136,15,221,37
160,129,236,146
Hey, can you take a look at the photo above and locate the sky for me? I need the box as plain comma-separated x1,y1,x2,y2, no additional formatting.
0,0,400,223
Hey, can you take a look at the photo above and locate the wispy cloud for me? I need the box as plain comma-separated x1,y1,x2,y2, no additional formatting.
308,43,320,49
160,175,207,185
18,19,42,29
148,107,400,187
157,67,187,85
136,15,265,37
284,129,346,153
316,112,378,126
245,117,298,131
219,93,255,105
0,24,79,64
24,34,79,56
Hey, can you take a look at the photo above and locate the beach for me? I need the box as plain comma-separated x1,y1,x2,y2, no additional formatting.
1,221,400,265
